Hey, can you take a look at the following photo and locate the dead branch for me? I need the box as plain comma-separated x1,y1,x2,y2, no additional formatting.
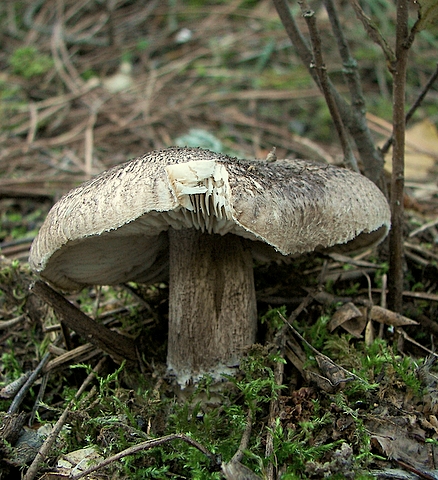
7,353,51,415
349,0,395,65
32,281,138,365
381,63,438,155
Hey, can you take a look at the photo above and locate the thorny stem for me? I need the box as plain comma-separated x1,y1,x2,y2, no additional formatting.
388,0,410,312
298,0,358,172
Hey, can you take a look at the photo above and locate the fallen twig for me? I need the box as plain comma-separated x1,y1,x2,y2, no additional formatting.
7,352,51,415
280,313,366,385
32,281,138,365
70,433,220,480
222,408,262,480
23,358,106,480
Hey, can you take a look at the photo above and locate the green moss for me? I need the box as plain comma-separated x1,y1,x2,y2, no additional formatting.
9,46,54,79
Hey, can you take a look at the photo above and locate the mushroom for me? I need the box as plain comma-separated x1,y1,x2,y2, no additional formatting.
29,147,390,386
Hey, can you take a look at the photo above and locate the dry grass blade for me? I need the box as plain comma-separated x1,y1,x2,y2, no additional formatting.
280,313,366,385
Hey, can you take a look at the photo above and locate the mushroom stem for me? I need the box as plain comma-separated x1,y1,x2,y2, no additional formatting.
167,228,257,386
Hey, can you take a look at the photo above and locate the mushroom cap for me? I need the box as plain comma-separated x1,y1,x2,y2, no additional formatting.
29,147,391,290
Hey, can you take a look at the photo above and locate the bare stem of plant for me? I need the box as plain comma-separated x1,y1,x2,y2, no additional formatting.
298,0,358,172
231,408,253,464
323,0,365,113
265,343,286,480
272,0,385,185
7,353,51,415
388,0,410,312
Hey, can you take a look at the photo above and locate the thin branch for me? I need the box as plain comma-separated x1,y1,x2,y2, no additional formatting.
381,63,438,155
280,313,367,384
406,11,425,51
349,0,396,66
230,409,253,464
223,409,261,479
7,353,51,414
271,0,315,81
32,281,138,365
272,0,385,183
265,338,286,480
298,0,358,171
323,0,365,111
23,358,106,480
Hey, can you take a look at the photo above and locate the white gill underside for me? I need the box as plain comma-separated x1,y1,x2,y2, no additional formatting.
165,160,234,234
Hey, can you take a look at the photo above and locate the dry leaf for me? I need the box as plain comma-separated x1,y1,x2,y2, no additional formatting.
222,460,262,479
369,306,419,327
385,119,438,180
57,446,104,478
329,302,367,337
368,416,436,471
421,415,438,435
417,356,438,415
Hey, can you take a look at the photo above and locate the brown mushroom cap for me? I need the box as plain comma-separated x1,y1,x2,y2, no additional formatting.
29,147,390,290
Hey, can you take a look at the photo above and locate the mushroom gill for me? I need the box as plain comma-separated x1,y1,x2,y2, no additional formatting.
165,160,233,234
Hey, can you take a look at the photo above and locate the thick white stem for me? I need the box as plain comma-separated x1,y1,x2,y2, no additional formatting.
167,228,257,386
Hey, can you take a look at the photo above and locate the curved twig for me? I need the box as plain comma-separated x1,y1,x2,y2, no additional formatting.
70,433,220,480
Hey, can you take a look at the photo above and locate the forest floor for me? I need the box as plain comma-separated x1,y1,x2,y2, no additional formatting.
1,1,438,479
